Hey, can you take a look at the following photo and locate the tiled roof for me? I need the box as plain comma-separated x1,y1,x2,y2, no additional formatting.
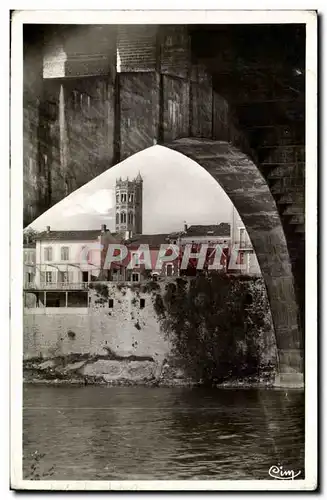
34,230,117,242
184,223,231,237
124,234,171,247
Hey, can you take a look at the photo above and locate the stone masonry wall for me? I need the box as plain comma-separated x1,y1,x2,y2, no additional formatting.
23,277,277,386
24,284,170,363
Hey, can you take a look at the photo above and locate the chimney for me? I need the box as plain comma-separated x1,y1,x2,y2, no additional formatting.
46,226,50,233
184,222,188,232
101,224,107,233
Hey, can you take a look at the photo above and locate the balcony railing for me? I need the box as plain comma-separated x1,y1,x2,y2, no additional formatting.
25,282,89,290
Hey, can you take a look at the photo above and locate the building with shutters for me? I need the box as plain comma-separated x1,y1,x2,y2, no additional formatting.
24,224,117,308
176,223,231,275
176,221,261,276
110,233,179,283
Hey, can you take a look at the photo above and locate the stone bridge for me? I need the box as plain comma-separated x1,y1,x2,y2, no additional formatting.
23,24,305,385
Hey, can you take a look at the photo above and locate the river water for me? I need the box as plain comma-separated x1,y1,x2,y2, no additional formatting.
23,384,304,481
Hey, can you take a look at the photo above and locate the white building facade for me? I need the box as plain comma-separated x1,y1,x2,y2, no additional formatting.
231,208,261,276
24,225,118,308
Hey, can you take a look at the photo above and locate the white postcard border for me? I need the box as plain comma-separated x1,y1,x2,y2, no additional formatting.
10,8,317,491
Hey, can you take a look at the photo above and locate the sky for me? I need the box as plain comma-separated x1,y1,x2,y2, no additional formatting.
28,145,234,234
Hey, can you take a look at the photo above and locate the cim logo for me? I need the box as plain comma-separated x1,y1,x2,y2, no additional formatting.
269,465,301,480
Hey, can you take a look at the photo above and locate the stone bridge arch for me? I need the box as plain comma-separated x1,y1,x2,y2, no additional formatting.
23,24,305,386
162,138,303,387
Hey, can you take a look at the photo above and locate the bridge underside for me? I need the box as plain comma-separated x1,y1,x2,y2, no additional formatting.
23,24,305,386
166,138,303,387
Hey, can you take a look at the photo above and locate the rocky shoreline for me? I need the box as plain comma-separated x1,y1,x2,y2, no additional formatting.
23,378,276,388
23,355,276,389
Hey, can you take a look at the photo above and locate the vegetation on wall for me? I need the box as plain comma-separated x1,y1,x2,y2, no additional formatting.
89,283,109,299
154,274,276,385
23,228,39,244
141,280,160,294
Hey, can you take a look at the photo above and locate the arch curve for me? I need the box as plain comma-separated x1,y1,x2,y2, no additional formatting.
165,138,303,386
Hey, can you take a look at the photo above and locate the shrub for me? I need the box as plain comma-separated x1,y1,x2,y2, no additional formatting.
93,283,109,299
141,280,160,293
153,293,165,318
158,275,275,384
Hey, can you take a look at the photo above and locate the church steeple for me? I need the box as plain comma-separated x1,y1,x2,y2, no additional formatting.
115,175,143,235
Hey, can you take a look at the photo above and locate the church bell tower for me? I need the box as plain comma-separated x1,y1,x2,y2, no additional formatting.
115,173,143,236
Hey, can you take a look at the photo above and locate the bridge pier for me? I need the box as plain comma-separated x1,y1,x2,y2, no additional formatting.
275,349,304,388
168,138,304,388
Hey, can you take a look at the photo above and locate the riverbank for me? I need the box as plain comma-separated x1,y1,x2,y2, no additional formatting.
23,355,276,388
23,378,277,388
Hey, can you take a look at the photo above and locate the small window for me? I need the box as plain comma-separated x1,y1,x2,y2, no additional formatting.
61,246,69,261
59,271,69,283
44,247,52,261
24,251,34,265
239,228,246,248
132,273,140,282
166,264,173,277
131,252,140,268
140,298,145,309
45,271,53,283
108,298,114,308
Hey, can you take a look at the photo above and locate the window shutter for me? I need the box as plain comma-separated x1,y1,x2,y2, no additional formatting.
61,247,69,261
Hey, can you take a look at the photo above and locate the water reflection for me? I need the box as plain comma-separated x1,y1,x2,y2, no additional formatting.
23,385,304,480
